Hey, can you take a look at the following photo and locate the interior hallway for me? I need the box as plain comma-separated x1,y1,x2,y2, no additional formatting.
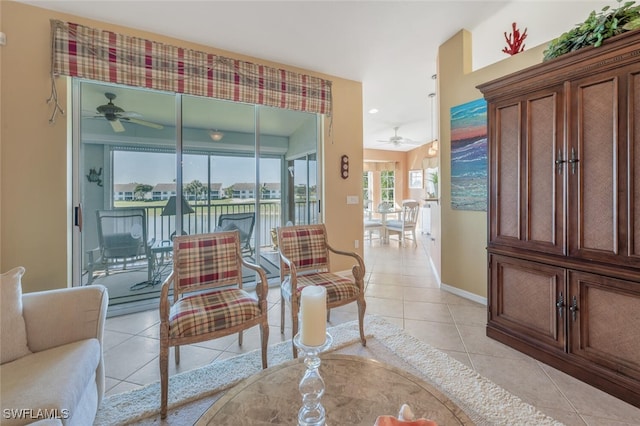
102,233,640,425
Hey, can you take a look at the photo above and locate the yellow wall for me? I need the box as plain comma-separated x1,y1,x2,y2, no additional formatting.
438,30,548,299
0,1,364,292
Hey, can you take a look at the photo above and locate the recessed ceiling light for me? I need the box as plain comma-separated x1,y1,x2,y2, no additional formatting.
368,108,379,114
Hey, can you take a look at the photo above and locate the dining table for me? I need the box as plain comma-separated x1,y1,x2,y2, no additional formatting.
377,206,401,243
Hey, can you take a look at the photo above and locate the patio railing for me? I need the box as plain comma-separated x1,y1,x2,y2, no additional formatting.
144,200,318,249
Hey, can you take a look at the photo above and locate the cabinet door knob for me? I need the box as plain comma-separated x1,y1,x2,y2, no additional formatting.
556,291,565,318
567,147,580,175
569,295,579,321
555,149,565,174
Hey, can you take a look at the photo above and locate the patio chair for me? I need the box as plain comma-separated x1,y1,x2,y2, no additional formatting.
159,230,269,418
277,223,366,357
216,212,256,256
88,208,154,285
385,200,420,247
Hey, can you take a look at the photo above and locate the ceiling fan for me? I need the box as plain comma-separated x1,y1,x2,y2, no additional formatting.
377,126,420,146
88,92,164,133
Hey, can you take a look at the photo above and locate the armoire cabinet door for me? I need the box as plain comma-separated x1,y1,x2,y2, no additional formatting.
568,72,622,262
568,270,640,384
488,87,565,255
523,89,565,255
630,69,640,261
489,254,566,353
489,101,521,245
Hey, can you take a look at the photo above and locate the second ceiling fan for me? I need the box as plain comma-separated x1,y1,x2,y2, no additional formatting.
377,126,420,146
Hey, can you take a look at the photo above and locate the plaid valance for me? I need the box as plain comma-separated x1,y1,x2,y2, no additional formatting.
50,20,332,116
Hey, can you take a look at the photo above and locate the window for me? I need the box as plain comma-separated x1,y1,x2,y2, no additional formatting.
362,171,372,210
380,170,395,204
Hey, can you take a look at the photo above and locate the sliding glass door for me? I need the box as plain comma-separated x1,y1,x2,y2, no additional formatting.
73,80,320,314
288,154,318,225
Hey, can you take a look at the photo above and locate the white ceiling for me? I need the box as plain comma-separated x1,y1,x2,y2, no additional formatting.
19,0,514,151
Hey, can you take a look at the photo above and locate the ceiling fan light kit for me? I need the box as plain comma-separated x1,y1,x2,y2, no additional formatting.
208,130,224,141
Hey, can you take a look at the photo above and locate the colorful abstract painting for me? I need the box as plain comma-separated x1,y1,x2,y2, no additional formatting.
450,98,487,211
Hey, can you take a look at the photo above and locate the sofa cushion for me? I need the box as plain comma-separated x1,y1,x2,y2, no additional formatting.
0,267,31,364
0,339,100,426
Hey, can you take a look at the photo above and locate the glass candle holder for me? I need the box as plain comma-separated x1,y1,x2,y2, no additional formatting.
293,332,333,426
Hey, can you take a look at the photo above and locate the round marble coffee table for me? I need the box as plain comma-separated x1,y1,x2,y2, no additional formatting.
196,354,473,425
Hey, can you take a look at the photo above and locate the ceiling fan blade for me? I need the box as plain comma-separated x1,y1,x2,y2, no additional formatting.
126,118,164,130
109,119,126,132
119,111,143,118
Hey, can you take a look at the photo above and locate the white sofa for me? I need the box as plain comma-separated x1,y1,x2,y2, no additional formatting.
0,267,108,426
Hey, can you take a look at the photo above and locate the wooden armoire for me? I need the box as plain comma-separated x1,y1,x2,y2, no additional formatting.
478,30,640,407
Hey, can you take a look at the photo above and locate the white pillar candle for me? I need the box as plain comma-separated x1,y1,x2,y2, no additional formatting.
300,285,327,346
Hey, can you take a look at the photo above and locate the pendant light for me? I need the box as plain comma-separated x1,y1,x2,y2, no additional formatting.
428,91,438,155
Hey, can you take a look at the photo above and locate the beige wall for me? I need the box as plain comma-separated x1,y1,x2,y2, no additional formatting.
438,30,548,300
1,1,364,292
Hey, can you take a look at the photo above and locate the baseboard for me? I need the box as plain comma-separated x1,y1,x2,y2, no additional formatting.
428,255,441,284
440,281,487,306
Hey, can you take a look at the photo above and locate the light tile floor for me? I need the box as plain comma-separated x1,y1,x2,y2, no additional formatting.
104,234,640,425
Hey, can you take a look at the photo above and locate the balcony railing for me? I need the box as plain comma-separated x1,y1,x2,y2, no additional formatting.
143,200,318,249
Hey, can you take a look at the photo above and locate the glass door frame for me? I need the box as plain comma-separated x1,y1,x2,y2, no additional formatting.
72,80,323,291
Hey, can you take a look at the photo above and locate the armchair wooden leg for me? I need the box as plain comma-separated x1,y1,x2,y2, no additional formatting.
238,330,244,346
280,294,285,334
291,300,299,358
357,296,367,347
174,345,180,365
260,322,269,369
160,344,169,419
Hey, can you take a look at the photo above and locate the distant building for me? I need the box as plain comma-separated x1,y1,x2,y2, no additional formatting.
114,183,140,201
229,183,256,199
152,182,224,200
152,183,177,201
261,183,281,199
208,183,224,200
227,183,281,199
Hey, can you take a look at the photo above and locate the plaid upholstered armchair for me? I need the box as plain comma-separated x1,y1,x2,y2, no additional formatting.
158,231,269,419
277,223,367,357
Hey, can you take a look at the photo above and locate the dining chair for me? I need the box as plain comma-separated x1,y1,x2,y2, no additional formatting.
159,230,269,419
277,223,366,357
364,202,396,242
385,200,420,247
364,208,383,242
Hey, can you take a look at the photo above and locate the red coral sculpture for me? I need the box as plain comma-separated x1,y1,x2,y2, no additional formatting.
503,22,527,55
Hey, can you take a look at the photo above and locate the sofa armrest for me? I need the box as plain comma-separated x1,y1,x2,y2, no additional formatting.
22,285,108,353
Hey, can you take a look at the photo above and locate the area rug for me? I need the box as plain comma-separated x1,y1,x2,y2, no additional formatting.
94,315,563,426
